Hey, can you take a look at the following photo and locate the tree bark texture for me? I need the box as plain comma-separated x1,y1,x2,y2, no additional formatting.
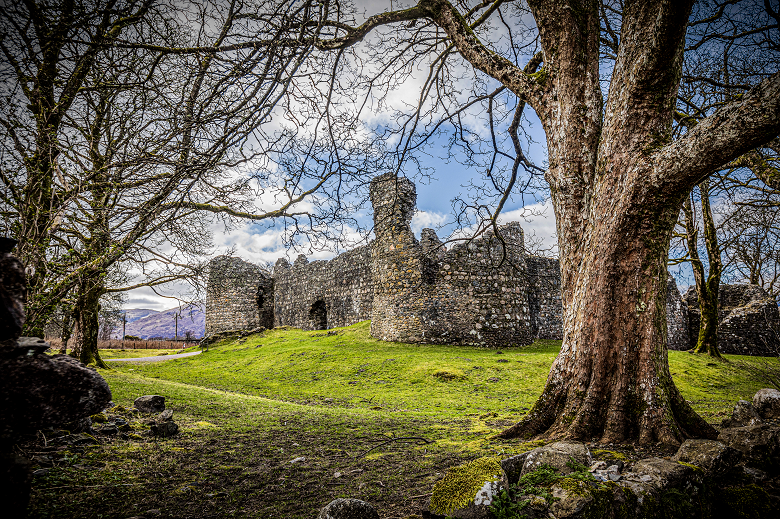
403,0,780,445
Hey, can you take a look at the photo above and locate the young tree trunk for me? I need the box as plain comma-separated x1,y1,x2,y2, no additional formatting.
683,180,723,358
59,304,74,354
70,279,108,368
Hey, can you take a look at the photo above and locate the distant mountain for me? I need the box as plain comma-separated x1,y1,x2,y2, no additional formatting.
123,308,160,323
120,305,204,339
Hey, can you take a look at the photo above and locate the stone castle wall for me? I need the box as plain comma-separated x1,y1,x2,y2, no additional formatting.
666,277,690,351
205,173,565,346
527,256,564,341
272,245,374,330
681,283,780,356
205,256,274,335
367,173,549,347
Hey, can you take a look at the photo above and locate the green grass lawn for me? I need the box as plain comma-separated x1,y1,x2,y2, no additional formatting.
26,321,778,519
107,320,774,422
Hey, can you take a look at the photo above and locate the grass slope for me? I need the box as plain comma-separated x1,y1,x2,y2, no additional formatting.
27,321,777,519
114,320,770,422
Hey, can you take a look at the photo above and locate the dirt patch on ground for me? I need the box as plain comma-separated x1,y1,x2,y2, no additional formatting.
25,411,474,518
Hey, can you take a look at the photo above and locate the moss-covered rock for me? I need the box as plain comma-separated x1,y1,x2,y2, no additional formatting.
714,484,774,519
89,412,107,423
718,424,780,475
592,449,629,462
672,439,742,477
429,457,504,518
521,441,592,477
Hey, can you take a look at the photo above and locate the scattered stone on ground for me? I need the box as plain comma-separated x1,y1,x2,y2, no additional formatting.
753,388,780,420
521,441,592,476
412,389,780,518
317,498,380,519
150,421,179,438
671,438,741,477
134,395,166,414
500,452,528,486
723,399,763,427
718,423,780,474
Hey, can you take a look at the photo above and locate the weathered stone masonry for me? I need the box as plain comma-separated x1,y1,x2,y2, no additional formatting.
205,256,274,335
677,283,780,356
206,173,563,346
273,244,374,331
206,173,777,353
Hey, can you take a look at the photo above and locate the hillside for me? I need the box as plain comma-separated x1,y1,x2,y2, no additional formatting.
122,305,204,339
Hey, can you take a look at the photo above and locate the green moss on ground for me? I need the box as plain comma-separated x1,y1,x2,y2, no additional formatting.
592,449,629,461
429,457,502,516
716,485,774,519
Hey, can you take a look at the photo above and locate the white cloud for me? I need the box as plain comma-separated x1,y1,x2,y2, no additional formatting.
411,210,448,234
498,200,558,256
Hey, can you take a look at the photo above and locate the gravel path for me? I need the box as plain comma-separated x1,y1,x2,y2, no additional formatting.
104,350,202,363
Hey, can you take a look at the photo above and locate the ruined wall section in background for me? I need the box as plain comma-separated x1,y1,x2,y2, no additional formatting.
527,256,563,340
666,277,690,351
205,256,274,335
204,174,568,346
368,173,535,347
684,283,780,356
271,244,374,331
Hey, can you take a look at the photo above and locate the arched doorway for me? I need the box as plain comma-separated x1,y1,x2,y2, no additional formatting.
310,300,327,330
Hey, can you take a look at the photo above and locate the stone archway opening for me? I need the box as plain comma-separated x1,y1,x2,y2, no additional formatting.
310,300,327,330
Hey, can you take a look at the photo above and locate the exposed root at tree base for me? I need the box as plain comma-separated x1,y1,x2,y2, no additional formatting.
498,387,719,449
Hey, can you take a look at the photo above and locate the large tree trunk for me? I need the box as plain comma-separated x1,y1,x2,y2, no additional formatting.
501,175,716,445
492,0,757,446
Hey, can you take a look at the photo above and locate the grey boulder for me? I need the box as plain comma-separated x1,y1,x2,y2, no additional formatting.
718,424,780,474
0,351,111,438
134,395,165,414
521,441,592,476
753,388,780,420
671,439,742,476
722,399,762,427
317,498,379,519
150,421,178,438
500,452,528,486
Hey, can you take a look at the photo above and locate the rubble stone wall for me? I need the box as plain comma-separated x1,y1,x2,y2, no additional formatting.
666,277,690,351
272,245,374,330
527,256,564,341
205,256,274,335
368,173,537,347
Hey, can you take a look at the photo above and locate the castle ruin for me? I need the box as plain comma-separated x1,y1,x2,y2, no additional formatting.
206,173,563,347
206,173,779,354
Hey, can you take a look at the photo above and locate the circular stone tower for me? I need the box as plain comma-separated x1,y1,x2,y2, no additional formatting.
369,173,421,341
